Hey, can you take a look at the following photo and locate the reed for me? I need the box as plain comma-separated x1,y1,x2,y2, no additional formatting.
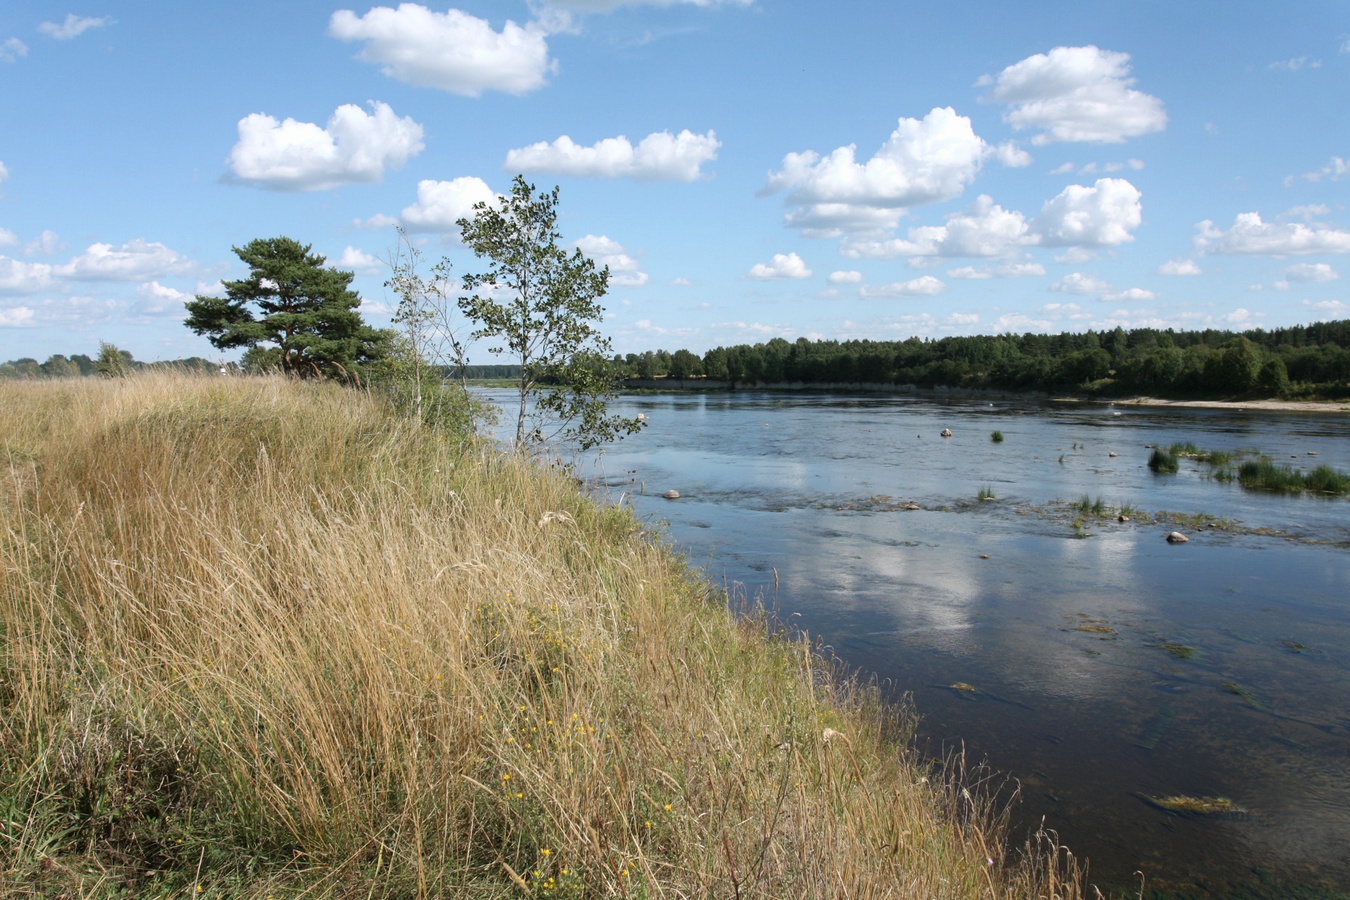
0,373,1084,897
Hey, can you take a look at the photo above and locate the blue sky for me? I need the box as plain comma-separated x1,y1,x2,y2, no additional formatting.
2,1,1349,363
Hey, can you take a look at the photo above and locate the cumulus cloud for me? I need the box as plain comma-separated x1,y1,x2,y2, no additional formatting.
24,230,61,257
1035,177,1142,246
859,275,945,297
0,229,15,248
1275,262,1340,290
135,281,190,316
1105,287,1157,302
984,45,1167,144
0,305,36,327
1194,212,1350,255
1286,156,1348,185
748,252,811,280
842,195,1033,260
764,107,991,237
827,270,863,284
1050,272,1110,295
38,14,114,40
1158,258,1201,276
1269,57,1320,71
330,5,558,96
576,234,647,286
0,38,26,63
948,261,1045,279
337,246,383,273
0,257,58,294
505,130,720,181
60,239,191,282
399,177,497,233
227,101,424,192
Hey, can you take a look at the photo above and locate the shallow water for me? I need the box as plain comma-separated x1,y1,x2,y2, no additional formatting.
495,390,1350,897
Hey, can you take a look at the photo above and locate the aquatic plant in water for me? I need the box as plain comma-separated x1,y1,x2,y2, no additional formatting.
1140,795,1245,816
1148,448,1179,474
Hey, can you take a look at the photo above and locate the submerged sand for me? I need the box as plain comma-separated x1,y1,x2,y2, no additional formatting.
1116,396,1350,413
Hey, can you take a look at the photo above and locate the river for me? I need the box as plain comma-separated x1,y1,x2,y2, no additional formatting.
492,389,1350,898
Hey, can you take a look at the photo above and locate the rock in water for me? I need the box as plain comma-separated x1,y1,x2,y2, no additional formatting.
1166,531,1189,543
662,490,680,500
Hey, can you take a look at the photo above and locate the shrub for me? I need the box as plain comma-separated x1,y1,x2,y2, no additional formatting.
991,430,1004,443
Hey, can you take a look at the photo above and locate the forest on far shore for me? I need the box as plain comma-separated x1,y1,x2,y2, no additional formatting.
6,319,1350,400
616,319,1350,399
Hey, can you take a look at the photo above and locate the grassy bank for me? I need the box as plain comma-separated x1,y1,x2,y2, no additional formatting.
0,374,1080,898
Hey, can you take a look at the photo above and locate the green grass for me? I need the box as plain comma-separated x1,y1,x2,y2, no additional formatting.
1148,448,1179,474
991,430,1004,443
978,485,996,500
1238,459,1350,494
0,374,1083,898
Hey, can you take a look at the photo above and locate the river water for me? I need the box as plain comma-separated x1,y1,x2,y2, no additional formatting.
493,389,1350,897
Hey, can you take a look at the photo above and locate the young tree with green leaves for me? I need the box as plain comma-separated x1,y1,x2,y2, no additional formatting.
185,237,390,380
457,176,643,449
381,228,491,434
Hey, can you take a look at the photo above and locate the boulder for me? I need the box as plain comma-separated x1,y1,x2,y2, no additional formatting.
940,428,953,438
1166,531,1189,543
662,490,680,500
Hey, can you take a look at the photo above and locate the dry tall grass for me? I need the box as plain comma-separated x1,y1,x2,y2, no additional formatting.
0,373,1085,898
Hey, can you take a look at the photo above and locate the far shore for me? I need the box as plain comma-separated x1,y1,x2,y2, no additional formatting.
1104,396,1350,413
618,378,1350,413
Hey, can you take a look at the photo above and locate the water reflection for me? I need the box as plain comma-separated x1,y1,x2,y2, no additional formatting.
487,390,1350,896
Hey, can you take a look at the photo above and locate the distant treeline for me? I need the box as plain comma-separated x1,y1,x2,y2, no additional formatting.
0,351,526,382
617,320,1350,399
0,350,219,379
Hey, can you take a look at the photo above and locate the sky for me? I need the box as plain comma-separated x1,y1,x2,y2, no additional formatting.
2,1,1349,364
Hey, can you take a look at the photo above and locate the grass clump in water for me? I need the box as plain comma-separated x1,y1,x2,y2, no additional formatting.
1148,448,1179,473
1238,459,1350,494
0,373,1084,898
991,430,1004,443
978,485,996,501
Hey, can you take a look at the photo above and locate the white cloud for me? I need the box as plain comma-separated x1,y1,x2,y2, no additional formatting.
764,107,991,236
576,234,648,286
1282,262,1340,282
24,230,61,257
1158,258,1201,276
1303,299,1348,314
0,228,16,248
1275,262,1340,290
337,246,383,273
0,257,58,294
748,252,811,280
0,160,7,195
1050,272,1110,295
505,130,720,181
330,5,558,96
1280,204,1332,221
227,101,424,192
0,305,36,327
859,275,945,297
357,213,401,230
399,177,497,233
1269,57,1320,71
843,195,1033,259
38,14,114,40
1035,177,1142,246
985,45,1167,144
135,281,190,316
60,239,191,282
1286,156,1348,185
1195,212,1350,255
948,261,1045,279
1105,287,1157,302
0,38,26,63
992,142,1033,167
827,270,863,284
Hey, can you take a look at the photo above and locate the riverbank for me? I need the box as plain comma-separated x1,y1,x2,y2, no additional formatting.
0,374,1082,898
1113,395,1350,413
